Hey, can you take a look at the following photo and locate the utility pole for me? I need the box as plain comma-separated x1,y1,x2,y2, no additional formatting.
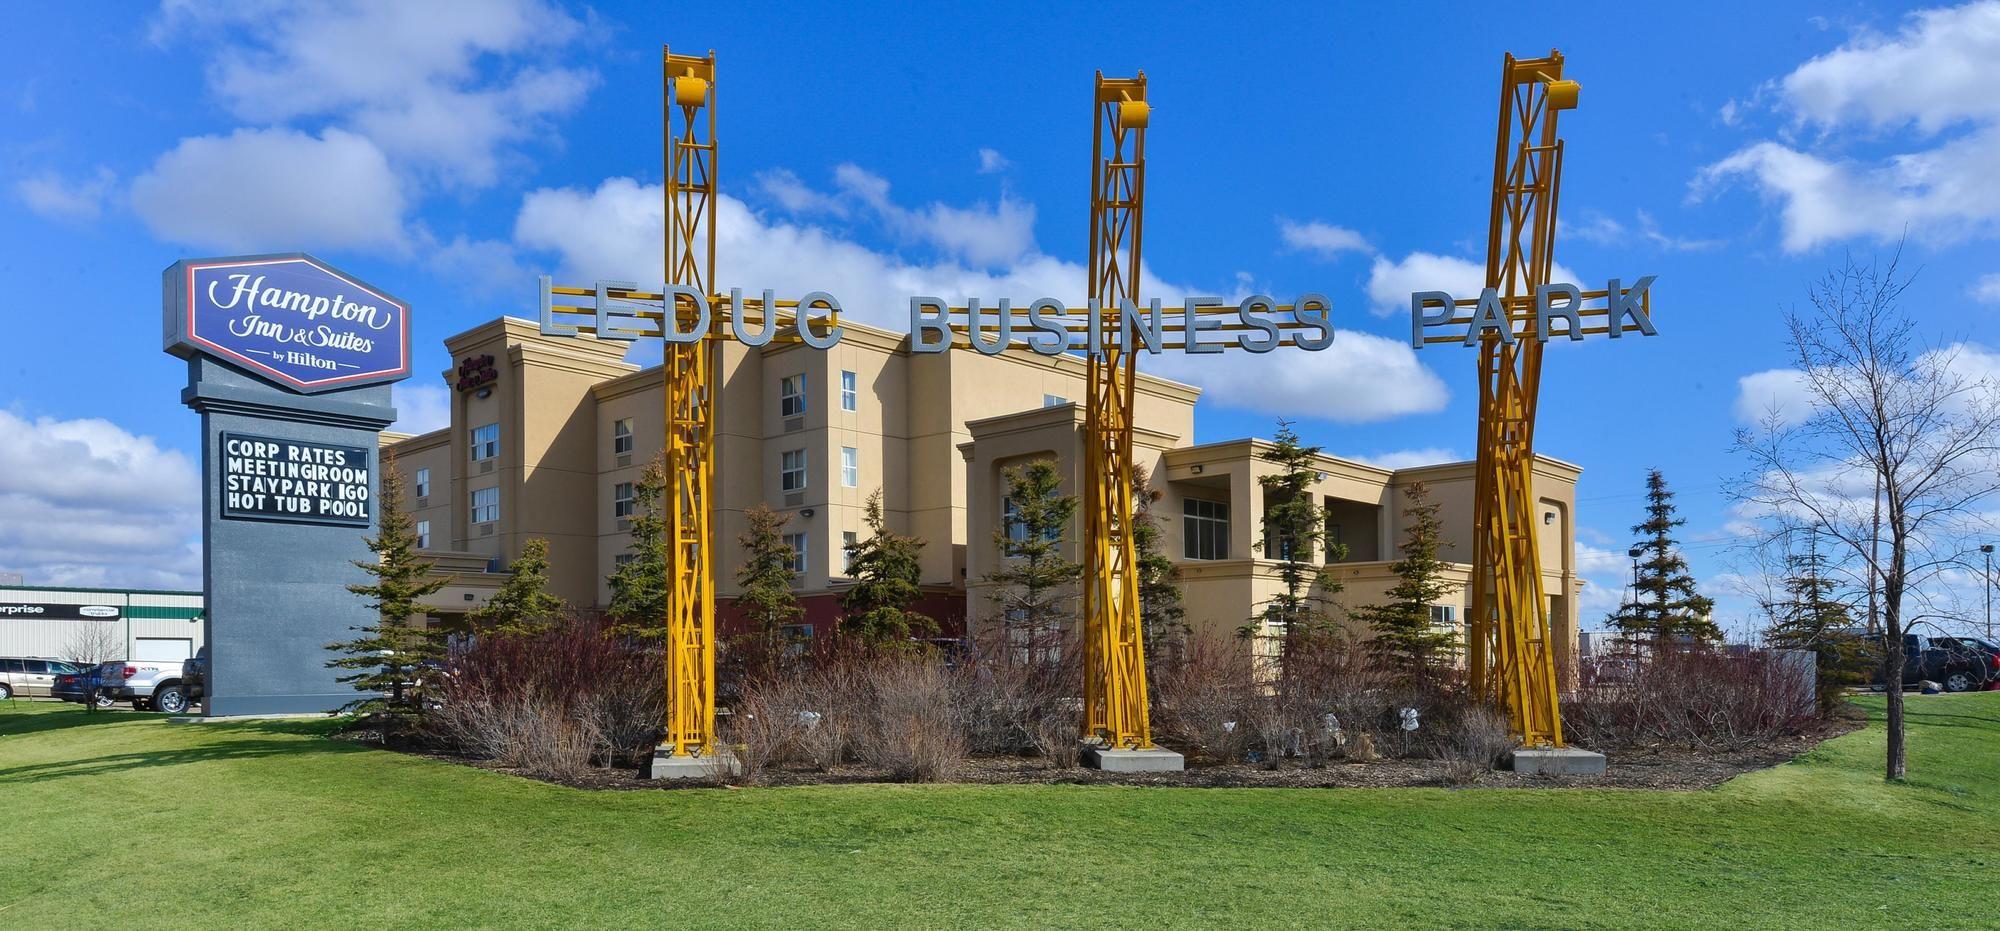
1982,543,1993,640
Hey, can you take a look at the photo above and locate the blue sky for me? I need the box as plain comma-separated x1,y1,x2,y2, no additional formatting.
3,1,1997,638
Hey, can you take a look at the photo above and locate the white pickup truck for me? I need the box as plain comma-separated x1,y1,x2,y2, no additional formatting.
98,659,191,714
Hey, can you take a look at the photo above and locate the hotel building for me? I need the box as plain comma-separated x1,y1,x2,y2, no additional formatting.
386,316,1584,665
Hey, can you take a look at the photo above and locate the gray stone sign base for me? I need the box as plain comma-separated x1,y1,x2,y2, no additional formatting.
1082,745,1186,773
644,750,743,780
168,713,327,724
1508,746,1608,776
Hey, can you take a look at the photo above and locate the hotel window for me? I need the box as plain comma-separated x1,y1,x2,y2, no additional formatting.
414,468,429,499
614,553,636,569
613,418,633,455
780,374,806,416
416,520,431,549
842,531,859,574
841,370,858,412
1001,495,1061,545
613,482,635,518
1430,605,1458,629
781,449,807,492
471,486,500,524
470,423,500,462
783,532,808,574
1043,394,1069,408
841,447,859,487
1183,498,1230,560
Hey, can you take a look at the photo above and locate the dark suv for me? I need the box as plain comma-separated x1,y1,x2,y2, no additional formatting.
1872,633,1994,693
1931,636,2000,690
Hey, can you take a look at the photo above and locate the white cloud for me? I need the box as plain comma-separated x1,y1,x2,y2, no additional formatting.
1735,342,2000,430
759,163,1040,268
425,232,524,294
1696,2,2000,251
130,127,408,253
977,148,1011,174
1972,273,2000,304
0,410,201,590
1567,209,1720,251
14,166,116,222
1734,368,1817,427
1780,2,2000,133
1145,330,1450,424
513,174,1450,424
1575,541,1634,617
1277,219,1373,259
155,0,592,188
391,383,452,434
1344,447,1459,470
1363,252,1582,318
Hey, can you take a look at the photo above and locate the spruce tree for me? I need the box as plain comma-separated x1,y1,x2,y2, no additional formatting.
736,504,804,642
984,460,1081,662
1351,482,1460,680
840,489,934,645
1763,532,1864,712
606,455,670,640
326,460,450,718
1253,420,1345,658
1132,466,1187,664
1608,469,1720,644
469,537,566,637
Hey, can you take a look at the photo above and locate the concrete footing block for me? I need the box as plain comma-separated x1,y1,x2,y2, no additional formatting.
1082,745,1186,773
643,750,742,780
1507,746,1607,776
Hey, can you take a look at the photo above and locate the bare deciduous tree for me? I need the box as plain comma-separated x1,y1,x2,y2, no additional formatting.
62,621,124,667
1733,253,2000,781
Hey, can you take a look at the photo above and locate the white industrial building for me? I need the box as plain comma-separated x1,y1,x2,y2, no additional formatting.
0,586,205,664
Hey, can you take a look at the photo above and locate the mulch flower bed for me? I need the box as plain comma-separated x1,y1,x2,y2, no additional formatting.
346,706,1862,792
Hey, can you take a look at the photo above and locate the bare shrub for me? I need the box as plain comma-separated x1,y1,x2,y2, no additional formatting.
427,615,664,773
1150,635,1257,763
1437,704,1513,785
959,627,1081,767
855,653,967,782
725,690,797,783
1563,648,1820,751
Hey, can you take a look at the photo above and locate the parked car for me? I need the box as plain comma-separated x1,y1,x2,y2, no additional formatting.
97,659,191,713
51,663,95,703
1869,633,1993,693
1931,636,2000,689
1,656,85,699
183,645,207,708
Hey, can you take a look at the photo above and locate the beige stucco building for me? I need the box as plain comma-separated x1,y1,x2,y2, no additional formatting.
385,316,1584,662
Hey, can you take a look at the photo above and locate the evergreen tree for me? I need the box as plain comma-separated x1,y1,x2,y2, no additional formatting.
606,455,670,639
1132,466,1187,665
469,537,566,637
1608,469,1720,644
1253,421,1345,658
984,460,1081,662
1762,532,1865,712
326,460,450,718
840,489,934,645
1351,482,1460,680
736,504,804,641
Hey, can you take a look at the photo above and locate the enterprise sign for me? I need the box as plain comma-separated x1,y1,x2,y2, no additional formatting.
220,433,372,526
0,603,120,621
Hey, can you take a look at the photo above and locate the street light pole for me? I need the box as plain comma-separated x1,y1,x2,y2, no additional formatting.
1982,544,1993,641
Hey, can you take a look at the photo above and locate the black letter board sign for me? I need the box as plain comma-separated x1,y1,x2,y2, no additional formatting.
219,432,372,526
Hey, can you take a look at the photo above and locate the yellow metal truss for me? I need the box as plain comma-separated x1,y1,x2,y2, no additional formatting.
661,47,719,758
1081,72,1154,749
1466,51,1577,748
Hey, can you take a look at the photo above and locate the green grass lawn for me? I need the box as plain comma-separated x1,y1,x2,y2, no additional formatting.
2,694,1994,929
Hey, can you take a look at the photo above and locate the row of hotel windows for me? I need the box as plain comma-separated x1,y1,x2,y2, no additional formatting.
781,371,862,417
611,530,860,577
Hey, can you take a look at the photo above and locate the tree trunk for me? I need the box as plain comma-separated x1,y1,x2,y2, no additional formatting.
1882,535,1908,782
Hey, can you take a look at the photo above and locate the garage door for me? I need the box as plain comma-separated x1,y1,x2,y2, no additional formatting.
134,637,193,662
